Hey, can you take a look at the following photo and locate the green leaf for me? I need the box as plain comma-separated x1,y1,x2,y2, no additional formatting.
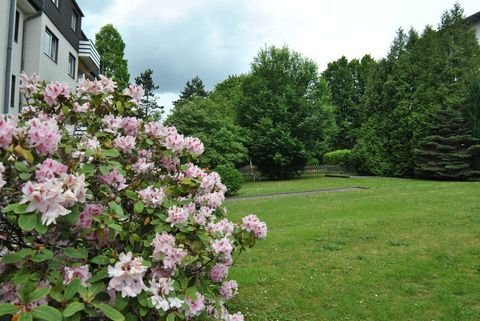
99,165,112,175
14,203,30,214
31,248,54,262
124,190,138,200
15,161,29,172
34,220,48,234
94,303,125,321
134,201,144,214
63,302,85,317
108,223,123,231
64,278,81,301
18,213,38,231
91,255,110,265
88,268,108,283
19,312,33,321
2,253,23,264
81,163,96,175
103,149,120,158
64,204,80,225
32,305,62,321
29,287,50,302
19,172,32,180
109,201,125,217
14,145,34,164
0,303,20,316
2,203,20,213
166,312,175,321
185,287,199,300
64,247,88,259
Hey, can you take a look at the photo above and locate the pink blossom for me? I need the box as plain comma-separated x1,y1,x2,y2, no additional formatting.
100,169,128,190
102,114,122,134
184,136,204,156
151,232,176,256
138,149,153,160
226,312,245,321
26,116,61,155
163,247,187,269
74,101,90,112
19,72,39,97
0,114,17,149
151,232,187,269
64,264,92,287
114,135,136,153
209,263,229,283
35,158,68,182
107,252,147,298
219,280,238,300
241,214,267,240
164,132,185,153
123,84,145,105
121,117,140,136
211,237,233,256
99,75,117,93
79,136,101,150
138,186,165,208
20,179,70,225
62,173,87,206
184,163,206,179
75,203,104,229
208,219,235,237
161,156,180,171
196,191,225,209
0,163,6,189
185,292,205,317
193,206,213,226
133,158,154,174
166,206,189,226
144,121,167,138
43,82,70,106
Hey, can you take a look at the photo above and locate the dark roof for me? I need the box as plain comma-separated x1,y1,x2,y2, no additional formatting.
71,0,85,17
466,10,480,23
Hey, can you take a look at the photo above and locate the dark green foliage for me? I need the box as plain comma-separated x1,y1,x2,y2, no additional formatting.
322,55,376,149
173,76,209,108
95,24,130,90
238,45,336,179
165,96,248,168
134,68,163,120
414,108,480,180
354,4,480,177
324,149,352,167
214,165,243,195
464,80,480,139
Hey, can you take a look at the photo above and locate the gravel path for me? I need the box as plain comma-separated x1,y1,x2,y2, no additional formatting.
226,186,369,201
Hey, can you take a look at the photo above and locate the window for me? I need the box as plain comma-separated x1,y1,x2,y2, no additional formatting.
68,53,76,78
14,11,19,43
71,12,77,31
10,75,16,108
44,28,58,62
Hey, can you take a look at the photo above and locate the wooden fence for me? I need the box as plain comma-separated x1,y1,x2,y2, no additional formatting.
238,164,351,181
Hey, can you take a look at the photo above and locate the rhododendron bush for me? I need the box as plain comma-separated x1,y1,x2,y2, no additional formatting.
0,73,267,321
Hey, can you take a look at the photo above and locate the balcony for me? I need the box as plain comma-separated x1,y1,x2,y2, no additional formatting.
79,39,100,74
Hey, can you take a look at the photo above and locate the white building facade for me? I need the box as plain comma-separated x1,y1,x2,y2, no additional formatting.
466,11,480,42
1,0,100,114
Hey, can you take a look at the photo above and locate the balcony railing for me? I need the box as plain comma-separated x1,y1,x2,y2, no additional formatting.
79,39,100,74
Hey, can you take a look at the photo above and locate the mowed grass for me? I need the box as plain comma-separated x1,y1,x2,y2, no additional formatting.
225,176,480,321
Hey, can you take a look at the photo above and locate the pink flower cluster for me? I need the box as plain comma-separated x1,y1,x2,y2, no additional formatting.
19,72,40,97
0,114,17,149
137,186,165,208
123,84,145,105
75,203,104,229
0,162,5,189
208,219,235,237
211,237,233,256
107,252,147,298
20,169,86,226
64,264,91,287
43,82,70,106
100,169,128,191
26,116,61,155
184,136,204,156
148,277,183,311
151,232,187,270
241,214,267,240
35,158,67,182
185,292,205,317
133,157,154,174
219,280,238,300
73,101,90,113
114,135,136,153
209,263,229,283
77,75,116,96
166,206,189,226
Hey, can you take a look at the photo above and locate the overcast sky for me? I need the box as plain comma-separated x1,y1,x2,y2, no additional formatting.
77,0,479,112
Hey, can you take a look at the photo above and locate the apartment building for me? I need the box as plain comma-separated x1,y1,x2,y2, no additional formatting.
1,0,100,114
466,10,480,41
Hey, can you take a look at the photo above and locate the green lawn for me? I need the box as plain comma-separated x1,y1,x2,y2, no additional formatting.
225,176,480,321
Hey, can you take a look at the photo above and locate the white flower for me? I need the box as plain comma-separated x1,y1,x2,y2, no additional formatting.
107,252,147,298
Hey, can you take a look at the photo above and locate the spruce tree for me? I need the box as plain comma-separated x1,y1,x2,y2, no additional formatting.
414,108,480,180
173,76,208,108
134,68,163,120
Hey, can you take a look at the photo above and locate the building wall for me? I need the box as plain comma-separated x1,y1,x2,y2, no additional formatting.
0,0,11,112
472,21,480,42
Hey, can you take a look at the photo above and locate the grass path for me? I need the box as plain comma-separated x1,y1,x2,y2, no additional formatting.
225,176,480,321
228,186,368,200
